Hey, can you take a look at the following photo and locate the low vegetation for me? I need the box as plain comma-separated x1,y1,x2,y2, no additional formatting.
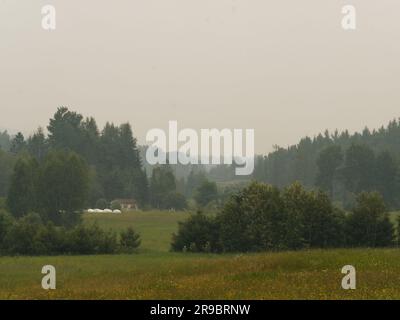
172,182,396,253
1,108,400,298
0,211,140,256
0,209,399,299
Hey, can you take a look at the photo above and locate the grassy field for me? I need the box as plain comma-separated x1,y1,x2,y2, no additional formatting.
84,210,190,252
0,210,399,299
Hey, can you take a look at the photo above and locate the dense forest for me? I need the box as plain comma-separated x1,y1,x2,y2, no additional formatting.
1,108,400,255
1,108,147,206
0,107,220,213
252,120,400,209
2,109,400,213
163,118,400,210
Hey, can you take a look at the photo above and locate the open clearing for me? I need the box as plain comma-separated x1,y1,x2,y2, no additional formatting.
0,211,399,299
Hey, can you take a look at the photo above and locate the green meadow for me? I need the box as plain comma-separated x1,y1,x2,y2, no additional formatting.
0,210,399,299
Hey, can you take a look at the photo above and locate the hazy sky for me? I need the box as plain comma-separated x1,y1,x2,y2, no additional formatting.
1,1,399,154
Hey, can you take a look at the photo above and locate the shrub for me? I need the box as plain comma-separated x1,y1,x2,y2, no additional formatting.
1,212,67,255
119,227,141,253
215,182,351,252
218,182,285,252
172,182,396,254
171,212,220,253
66,223,118,254
4,213,47,255
0,216,129,256
0,210,13,253
346,192,395,247
282,183,346,249
35,222,69,255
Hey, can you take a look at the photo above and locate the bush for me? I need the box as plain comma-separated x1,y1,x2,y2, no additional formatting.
346,192,395,247
0,215,136,256
282,183,346,249
172,182,395,254
0,210,13,253
119,227,141,253
4,213,47,255
3,213,73,255
35,222,69,254
218,182,285,252
171,212,220,253
66,223,118,254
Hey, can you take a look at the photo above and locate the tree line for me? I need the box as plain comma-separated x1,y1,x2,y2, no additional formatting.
1,108,400,255
253,120,400,209
0,107,221,213
0,107,226,256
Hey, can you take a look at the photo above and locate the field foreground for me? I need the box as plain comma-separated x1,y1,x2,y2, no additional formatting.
0,211,399,299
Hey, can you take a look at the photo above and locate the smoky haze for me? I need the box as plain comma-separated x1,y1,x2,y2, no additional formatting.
0,0,399,154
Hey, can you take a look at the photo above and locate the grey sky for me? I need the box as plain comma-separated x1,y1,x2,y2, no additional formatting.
1,1,399,154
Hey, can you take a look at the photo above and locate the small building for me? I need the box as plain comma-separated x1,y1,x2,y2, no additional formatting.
113,199,138,211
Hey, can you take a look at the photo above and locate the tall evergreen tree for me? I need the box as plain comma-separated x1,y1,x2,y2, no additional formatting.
27,127,48,161
150,165,176,208
315,145,343,197
38,151,90,226
47,107,85,153
374,151,399,208
342,144,376,194
10,132,26,154
6,156,39,218
0,150,15,197
0,131,11,151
